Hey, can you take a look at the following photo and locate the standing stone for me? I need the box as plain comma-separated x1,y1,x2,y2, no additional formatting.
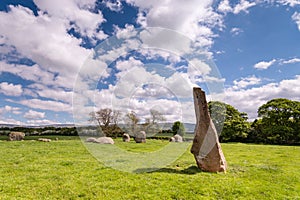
191,87,227,172
9,132,25,141
134,131,146,143
122,133,130,142
169,134,183,142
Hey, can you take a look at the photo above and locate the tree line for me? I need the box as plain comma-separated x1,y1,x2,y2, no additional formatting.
209,98,300,145
1,98,299,145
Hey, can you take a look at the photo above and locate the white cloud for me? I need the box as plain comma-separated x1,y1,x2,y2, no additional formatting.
292,12,300,31
230,27,243,36
9,99,72,113
278,0,300,6
33,0,107,41
114,24,137,39
105,0,123,12
0,62,56,87
0,118,23,125
233,0,256,14
218,0,256,14
254,59,276,70
282,58,300,64
24,109,45,119
0,5,92,90
26,119,58,126
0,82,23,96
0,105,22,115
232,75,262,90
220,75,300,120
126,0,223,48
218,0,233,13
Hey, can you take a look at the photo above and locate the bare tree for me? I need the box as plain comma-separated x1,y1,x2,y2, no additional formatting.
125,111,140,136
89,108,121,136
144,109,166,136
150,109,166,124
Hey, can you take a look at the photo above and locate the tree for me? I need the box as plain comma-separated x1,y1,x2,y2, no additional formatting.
144,109,166,136
125,111,140,136
171,121,185,136
149,109,166,124
256,98,300,144
209,101,250,142
89,108,121,137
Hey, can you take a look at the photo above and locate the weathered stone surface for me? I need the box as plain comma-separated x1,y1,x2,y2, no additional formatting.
9,132,25,141
134,131,146,143
169,134,183,142
86,137,98,143
191,87,227,172
38,138,51,142
86,137,114,144
96,137,114,144
122,133,130,142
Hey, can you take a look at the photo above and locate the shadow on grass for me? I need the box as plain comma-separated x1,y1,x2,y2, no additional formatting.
134,166,202,174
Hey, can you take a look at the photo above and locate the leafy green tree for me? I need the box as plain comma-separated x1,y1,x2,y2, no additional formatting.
257,98,300,144
209,101,250,142
171,121,185,136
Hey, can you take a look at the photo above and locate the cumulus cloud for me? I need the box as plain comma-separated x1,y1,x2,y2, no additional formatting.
218,0,233,13
0,118,23,125
230,27,243,36
281,58,300,64
26,119,58,126
232,75,262,90
0,105,22,115
33,0,107,41
233,0,256,14
8,99,72,113
0,82,23,96
218,0,256,14
105,0,123,12
278,0,300,7
0,6,89,72
126,0,223,48
254,59,276,70
0,62,56,87
292,12,300,31
24,109,45,119
222,75,300,120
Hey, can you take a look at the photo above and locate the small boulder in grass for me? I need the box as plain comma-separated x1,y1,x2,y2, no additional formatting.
122,133,130,142
169,134,183,142
38,138,51,142
9,132,25,141
86,137,114,144
86,137,98,143
96,137,114,144
134,131,146,143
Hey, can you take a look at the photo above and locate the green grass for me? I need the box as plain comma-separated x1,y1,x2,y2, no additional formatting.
0,136,299,199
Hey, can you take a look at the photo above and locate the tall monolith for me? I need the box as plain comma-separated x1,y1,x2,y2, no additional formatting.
191,87,227,172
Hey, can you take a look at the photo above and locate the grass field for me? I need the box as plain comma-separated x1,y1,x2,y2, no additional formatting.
0,136,299,199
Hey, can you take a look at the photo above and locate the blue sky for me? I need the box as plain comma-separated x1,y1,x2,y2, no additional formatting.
0,0,299,126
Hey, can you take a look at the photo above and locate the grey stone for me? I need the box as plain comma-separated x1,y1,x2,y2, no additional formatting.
134,131,146,143
96,137,114,144
38,138,51,142
191,87,227,172
122,133,130,142
9,132,25,141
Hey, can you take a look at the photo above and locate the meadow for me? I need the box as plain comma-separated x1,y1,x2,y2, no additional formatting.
0,136,299,199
